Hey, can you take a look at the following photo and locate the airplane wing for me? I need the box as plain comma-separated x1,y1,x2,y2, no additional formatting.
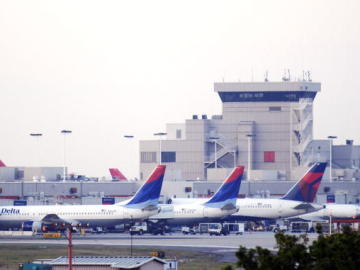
221,203,238,211
293,202,323,212
41,214,66,224
41,214,80,229
288,214,327,222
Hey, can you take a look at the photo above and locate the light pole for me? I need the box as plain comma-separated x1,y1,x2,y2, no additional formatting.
124,135,135,179
329,213,332,235
130,215,133,256
30,133,43,166
61,130,72,181
246,134,255,181
154,132,167,165
327,136,337,183
209,137,219,168
246,134,255,197
233,149,237,168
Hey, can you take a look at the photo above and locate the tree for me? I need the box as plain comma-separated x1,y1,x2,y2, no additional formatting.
236,226,360,270
310,226,360,270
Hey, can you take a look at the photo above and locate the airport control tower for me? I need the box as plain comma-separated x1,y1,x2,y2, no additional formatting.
139,80,321,182
213,80,321,180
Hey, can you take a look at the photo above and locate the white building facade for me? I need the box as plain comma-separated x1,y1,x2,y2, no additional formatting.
140,81,321,182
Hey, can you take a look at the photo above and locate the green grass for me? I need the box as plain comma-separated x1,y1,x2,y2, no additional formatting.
0,244,235,270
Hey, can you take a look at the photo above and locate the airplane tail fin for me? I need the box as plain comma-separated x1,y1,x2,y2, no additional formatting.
109,168,127,181
124,165,166,207
0,160,6,167
204,166,244,206
282,162,327,202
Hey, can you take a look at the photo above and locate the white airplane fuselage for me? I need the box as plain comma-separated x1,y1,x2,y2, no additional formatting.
0,204,158,228
293,204,360,221
234,198,321,220
151,203,238,224
172,198,322,221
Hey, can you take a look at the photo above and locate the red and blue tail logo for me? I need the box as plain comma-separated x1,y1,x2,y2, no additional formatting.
282,162,327,202
109,168,127,181
205,166,244,205
0,160,6,167
126,165,166,206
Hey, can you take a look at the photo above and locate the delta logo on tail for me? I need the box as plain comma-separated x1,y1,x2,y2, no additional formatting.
126,165,166,206
0,160,6,167
109,168,127,181
205,166,244,205
282,162,327,202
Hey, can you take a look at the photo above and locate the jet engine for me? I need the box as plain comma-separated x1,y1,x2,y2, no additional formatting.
22,221,43,232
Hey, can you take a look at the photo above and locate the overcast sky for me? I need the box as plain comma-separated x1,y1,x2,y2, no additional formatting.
0,0,359,179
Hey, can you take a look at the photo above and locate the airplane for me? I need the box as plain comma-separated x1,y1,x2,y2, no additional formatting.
289,203,360,222
109,168,127,181
0,165,166,232
172,162,327,221
150,166,244,225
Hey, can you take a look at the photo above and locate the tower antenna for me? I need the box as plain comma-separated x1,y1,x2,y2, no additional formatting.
264,70,269,82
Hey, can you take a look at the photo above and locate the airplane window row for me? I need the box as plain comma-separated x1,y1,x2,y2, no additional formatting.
244,204,272,208
52,212,116,216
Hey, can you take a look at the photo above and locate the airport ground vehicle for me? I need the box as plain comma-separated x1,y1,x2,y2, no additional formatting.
130,222,147,235
207,223,245,236
223,223,245,235
208,223,229,236
130,221,170,235
290,221,330,233
181,222,245,236
181,226,197,235
268,224,288,233
290,222,312,233
199,223,210,234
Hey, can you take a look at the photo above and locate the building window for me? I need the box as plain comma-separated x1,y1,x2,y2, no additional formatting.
269,106,281,111
264,151,275,162
141,152,157,163
161,151,176,163
176,129,182,139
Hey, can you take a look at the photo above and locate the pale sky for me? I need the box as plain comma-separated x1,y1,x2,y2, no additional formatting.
0,0,359,178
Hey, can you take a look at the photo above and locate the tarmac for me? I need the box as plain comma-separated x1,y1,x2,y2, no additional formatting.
0,231,319,263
